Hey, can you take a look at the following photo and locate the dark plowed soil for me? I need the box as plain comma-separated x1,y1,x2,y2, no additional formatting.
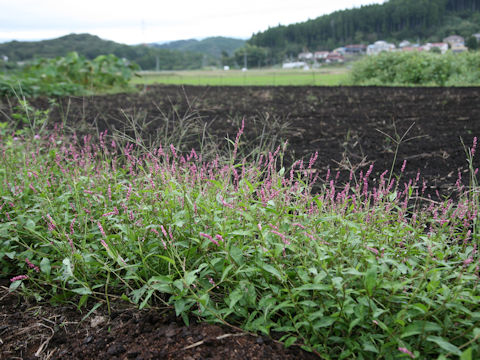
1,85,479,359
6,85,478,194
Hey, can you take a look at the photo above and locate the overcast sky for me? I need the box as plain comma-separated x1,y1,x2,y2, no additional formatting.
0,0,385,45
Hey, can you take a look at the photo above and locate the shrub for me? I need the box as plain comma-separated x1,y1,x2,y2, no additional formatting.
0,52,139,97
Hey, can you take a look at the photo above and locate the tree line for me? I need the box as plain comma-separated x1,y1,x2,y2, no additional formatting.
249,0,480,63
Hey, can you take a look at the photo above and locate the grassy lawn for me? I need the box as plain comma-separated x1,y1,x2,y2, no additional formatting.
132,67,350,86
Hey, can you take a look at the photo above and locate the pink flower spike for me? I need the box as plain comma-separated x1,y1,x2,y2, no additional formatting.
215,234,224,243
471,136,477,157
398,347,415,358
200,232,219,246
160,225,168,238
25,258,39,272
464,257,474,266
101,239,109,250
97,221,106,238
367,247,379,256
11,275,28,282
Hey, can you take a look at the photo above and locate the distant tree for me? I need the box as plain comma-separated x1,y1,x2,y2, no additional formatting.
466,35,479,50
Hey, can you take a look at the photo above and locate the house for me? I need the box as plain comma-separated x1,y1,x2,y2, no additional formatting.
314,51,329,61
473,33,480,42
443,35,465,46
325,53,344,63
367,41,396,55
298,52,313,61
344,44,366,54
399,40,411,48
423,43,449,54
333,47,346,55
451,43,468,53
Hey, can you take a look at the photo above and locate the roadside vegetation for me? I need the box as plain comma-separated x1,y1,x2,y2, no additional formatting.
1,95,479,358
349,51,480,86
0,51,139,97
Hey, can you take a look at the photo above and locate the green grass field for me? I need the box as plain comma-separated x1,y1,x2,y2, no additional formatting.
132,67,350,86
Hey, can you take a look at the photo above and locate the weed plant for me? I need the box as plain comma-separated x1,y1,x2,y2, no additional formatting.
0,112,479,358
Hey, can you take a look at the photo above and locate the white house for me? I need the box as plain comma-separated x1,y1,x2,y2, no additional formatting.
314,51,329,61
367,41,396,55
298,52,313,61
422,43,449,54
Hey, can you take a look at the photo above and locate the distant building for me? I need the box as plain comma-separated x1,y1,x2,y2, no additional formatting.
344,44,366,54
325,53,344,63
473,33,480,42
399,40,411,48
423,43,449,54
443,35,465,46
333,47,346,55
451,43,468,53
367,41,396,55
283,61,307,69
314,51,329,61
298,52,313,61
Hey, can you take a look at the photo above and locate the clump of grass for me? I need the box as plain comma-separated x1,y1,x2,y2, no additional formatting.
0,117,479,358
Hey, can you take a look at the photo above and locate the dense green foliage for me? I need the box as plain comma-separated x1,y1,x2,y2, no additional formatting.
249,0,480,61
0,52,139,97
152,36,245,60
1,105,479,358
349,51,480,85
0,33,209,70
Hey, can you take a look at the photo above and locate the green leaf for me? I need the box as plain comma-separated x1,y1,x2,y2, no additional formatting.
9,280,22,291
158,255,175,265
228,287,244,309
426,336,462,356
460,347,473,360
78,294,89,308
25,219,36,229
220,264,234,282
364,266,377,296
401,321,442,338
261,263,284,280
184,271,197,286
313,317,335,329
284,336,297,348
71,287,92,295
40,257,51,275
175,298,187,316
294,283,331,292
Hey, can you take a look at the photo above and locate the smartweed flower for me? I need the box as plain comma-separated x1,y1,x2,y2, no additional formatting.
398,347,415,358
97,221,106,238
25,258,39,272
200,232,219,246
10,275,28,282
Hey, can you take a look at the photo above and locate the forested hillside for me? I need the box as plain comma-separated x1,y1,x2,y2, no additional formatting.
249,0,480,60
152,37,245,59
0,34,207,70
